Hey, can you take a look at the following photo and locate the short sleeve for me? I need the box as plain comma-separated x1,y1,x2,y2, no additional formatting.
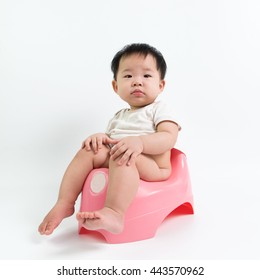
153,101,181,130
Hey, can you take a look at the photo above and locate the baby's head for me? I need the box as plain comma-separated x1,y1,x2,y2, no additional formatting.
111,43,167,81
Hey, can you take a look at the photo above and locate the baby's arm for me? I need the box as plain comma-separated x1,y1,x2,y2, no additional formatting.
110,121,179,165
140,121,179,155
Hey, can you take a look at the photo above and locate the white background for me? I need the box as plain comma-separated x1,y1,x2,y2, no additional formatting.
1,0,260,260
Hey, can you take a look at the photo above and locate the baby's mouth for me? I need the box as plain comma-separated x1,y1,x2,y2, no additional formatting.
131,90,145,97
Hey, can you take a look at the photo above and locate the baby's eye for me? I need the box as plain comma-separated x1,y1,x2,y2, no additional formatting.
124,75,132,78
144,74,152,78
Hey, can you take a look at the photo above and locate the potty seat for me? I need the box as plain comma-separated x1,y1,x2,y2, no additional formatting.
78,148,194,243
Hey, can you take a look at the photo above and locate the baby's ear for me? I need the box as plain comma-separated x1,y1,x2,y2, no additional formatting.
159,80,166,92
112,80,118,93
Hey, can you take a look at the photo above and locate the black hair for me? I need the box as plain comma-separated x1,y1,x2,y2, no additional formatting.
111,43,167,80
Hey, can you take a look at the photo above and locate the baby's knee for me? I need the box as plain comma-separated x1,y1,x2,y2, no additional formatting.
75,147,109,168
74,147,99,161
93,147,110,168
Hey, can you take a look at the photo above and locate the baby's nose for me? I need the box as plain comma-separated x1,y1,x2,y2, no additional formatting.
132,79,143,86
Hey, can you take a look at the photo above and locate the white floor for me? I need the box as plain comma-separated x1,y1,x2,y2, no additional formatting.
1,140,259,260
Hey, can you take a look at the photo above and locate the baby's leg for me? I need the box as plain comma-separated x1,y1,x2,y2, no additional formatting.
77,154,170,234
38,146,110,235
77,156,139,234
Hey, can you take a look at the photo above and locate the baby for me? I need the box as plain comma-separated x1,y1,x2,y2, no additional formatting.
38,43,180,235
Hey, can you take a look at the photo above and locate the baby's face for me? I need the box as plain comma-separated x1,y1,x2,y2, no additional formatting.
112,54,165,109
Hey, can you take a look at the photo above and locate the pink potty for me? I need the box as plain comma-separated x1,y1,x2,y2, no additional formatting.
78,148,194,243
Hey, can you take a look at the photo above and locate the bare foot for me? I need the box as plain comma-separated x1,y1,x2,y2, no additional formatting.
76,207,124,234
38,201,75,235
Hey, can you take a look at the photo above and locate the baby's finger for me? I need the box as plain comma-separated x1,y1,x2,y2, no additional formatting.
91,138,98,153
127,152,138,166
110,143,125,159
107,138,120,145
109,144,117,156
83,138,91,150
117,150,132,165
97,138,103,150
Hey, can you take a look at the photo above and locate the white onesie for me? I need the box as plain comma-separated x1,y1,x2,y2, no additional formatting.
106,100,180,140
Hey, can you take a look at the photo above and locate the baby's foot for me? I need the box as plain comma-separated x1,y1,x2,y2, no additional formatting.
38,201,75,235
76,207,124,234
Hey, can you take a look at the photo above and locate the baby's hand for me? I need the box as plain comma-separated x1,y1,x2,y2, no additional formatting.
110,136,144,166
82,133,118,153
